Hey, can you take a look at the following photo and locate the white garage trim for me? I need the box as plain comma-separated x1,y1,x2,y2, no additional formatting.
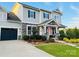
0,21,22,40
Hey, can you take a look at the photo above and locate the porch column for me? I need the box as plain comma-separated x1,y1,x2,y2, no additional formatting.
55,26,59,39
39,26,43,35
56,27,58,33
44,26,46,34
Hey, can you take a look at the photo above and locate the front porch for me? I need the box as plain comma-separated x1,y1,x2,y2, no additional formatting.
22,19,65,41
39,25,59,40
38,19,60,40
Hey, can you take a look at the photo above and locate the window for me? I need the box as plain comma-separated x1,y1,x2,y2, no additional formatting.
28,10,36,19
28,26,31,35
28,26,38,35
54,15,59,20
54,16,56,19
43,13,49,19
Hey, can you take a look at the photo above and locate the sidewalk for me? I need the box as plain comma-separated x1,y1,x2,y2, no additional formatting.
55,40,77,47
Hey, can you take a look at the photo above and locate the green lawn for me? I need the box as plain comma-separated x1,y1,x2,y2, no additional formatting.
36,43,79,57
74,43,79,46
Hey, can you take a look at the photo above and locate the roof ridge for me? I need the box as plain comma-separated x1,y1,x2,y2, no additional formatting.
18,2,51,13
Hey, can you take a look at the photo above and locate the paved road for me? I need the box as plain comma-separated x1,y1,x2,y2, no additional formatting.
0,40,52,57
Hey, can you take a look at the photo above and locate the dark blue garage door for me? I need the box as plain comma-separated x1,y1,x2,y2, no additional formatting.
1,28,17,40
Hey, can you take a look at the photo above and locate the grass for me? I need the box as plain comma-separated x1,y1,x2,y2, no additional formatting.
36,43,79,57
74,43,79,46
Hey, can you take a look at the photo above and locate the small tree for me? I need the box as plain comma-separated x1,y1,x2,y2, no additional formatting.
66,29,75,39
73,27,79,38
59,30,66,40
32,27,39,35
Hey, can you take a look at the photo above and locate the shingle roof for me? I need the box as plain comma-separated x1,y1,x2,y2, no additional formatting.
53,9,62,15
40,19,52,24
19,2,40,11
7,12,21,21
19,2,51,13
59,24,66,28
40,19,57,25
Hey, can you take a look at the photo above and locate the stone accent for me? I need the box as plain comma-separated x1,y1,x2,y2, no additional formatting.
22,23,26,35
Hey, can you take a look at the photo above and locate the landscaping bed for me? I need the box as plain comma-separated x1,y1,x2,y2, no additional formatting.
36,43,79,57
22,35,56,45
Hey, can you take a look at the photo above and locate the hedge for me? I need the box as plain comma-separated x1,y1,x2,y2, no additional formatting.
22,35,46,41
63,38,79,43
59,28,79,40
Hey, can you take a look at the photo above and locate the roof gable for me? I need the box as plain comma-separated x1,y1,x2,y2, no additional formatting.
7,12,21,21
48,21,57,25
0,6,6,12
40,19,57,25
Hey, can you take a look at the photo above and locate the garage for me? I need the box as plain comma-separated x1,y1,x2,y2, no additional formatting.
1,28,17,40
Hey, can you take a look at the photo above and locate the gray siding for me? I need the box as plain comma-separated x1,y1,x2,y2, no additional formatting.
22,23,26,35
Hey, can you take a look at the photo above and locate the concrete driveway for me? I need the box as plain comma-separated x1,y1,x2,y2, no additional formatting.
0,40,52,57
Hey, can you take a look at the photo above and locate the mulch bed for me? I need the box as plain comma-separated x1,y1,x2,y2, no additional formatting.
26,40,56,45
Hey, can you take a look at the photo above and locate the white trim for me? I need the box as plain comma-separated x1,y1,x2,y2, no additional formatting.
0,27,18,40
27,25,37,35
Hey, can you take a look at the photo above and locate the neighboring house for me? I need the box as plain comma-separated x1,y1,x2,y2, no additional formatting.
0,6,22,40
0,2,65,40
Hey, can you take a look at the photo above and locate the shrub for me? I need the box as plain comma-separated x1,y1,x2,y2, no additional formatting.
63,38,79,43
23,35,46,41
59,30,66,40
74,28,79,38
41,36,47,41
76,39,79,43
66,29,74,39
63,38,69,41
35,35,41,40
22,35,29,41
29,35,46,41
69,39,76,43
66,28,79,39
30,35,36,39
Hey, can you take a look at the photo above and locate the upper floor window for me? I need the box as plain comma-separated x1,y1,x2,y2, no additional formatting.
54,16,56,19
28,10,36,19
54,15,59,19
43,13,49,19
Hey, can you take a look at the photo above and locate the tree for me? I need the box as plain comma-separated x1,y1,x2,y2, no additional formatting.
59,30,66,40
73,27,79,38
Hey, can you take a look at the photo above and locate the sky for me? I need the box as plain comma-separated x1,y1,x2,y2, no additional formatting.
0,2,79,28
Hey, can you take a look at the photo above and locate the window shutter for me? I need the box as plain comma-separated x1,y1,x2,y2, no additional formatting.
28,10,30,18
34,12,36,19
43,13,45,18
48,14,49,19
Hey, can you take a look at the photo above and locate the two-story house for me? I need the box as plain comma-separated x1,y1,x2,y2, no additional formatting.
11,2,65,40
0,2,65,40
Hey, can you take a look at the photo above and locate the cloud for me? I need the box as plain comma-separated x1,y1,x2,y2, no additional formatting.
70,5,79,14
67,16,79,28
58,3,63,12
66,4,79,28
